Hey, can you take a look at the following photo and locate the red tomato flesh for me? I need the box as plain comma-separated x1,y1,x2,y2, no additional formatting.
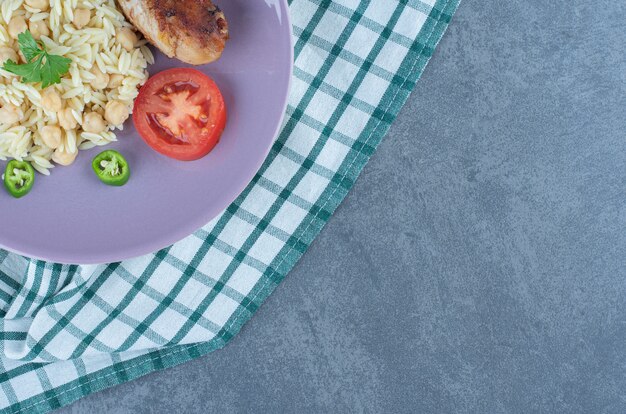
133,68,227,161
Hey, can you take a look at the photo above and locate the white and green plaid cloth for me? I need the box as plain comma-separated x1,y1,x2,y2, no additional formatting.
0,0,459,411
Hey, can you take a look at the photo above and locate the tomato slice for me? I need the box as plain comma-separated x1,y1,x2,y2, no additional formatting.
133,68,227,161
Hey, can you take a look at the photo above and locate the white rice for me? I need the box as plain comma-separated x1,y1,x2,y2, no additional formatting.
0,0,150,175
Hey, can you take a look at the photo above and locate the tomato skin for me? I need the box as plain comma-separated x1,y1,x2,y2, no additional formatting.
133,68,227,161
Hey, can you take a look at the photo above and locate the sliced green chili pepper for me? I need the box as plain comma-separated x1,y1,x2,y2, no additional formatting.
92,150,130,186
3,160,35,198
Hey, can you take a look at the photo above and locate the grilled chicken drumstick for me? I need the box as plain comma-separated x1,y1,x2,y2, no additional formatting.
117,0,228,65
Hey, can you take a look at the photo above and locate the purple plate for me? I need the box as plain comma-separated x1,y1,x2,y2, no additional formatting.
0,0,293,264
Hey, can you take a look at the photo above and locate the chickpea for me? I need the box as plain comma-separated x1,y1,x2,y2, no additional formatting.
0,47,18,65
8,16,27,39
73,8,91,29
29,20,50,40
25,0,49,10
82,112,105,133
40,125,62,149
104,100,129,126
41,89,62,112
58,108,77,130
0,103,23,125
52,148,77,166
90,66,109,90
107,73,124,89
116,28,137,52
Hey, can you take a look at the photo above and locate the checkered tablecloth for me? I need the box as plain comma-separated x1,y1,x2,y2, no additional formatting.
0,0,460,411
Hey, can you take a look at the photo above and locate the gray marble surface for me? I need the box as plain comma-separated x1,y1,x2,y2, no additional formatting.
58,0,626,412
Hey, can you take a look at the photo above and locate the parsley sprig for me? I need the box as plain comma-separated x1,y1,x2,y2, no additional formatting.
2,31,71,88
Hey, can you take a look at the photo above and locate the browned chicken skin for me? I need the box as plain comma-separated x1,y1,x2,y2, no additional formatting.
117,0,229,65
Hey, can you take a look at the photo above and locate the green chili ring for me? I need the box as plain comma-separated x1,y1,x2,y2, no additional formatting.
92,150,130,186
3,160,35,198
